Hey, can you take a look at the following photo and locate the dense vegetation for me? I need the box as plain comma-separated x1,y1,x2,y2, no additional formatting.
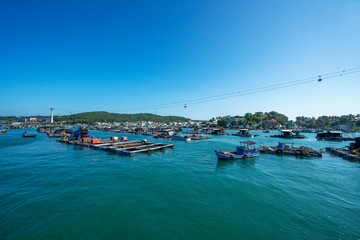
215,112,360,131
0,116,18,122
215,111,290,128
0,112,189,124
58,112,190,123
1,111,359,130
295,115,360,130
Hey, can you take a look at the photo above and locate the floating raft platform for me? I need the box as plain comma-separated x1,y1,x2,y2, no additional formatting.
259,143,322,157
57,139,174,156
325,147,360,161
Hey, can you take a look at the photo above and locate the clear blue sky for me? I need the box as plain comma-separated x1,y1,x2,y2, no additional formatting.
1,0,359,120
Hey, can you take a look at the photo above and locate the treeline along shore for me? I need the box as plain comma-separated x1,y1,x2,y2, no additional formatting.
1,111,359,131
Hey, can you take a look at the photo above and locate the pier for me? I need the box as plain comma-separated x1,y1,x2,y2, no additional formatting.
57,138,174,156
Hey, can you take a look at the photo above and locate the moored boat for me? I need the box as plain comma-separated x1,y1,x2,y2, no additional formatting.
169,134,191,141
47,128,74,138
22,132,37,138
0,129,7,133
215,141,259,160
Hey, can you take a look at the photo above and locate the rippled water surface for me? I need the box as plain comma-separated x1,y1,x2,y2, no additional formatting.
1,129,360,239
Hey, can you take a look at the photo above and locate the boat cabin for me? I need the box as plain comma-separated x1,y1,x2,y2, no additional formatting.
239,129,250,134
316,131,343,140
236,141,257,155
349,137,360,150
281,130,295,137
72,129,89,140
37,126,55,133
211,128,228,135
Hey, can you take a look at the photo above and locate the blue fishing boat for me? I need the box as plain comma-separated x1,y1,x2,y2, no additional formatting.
215,141,259,160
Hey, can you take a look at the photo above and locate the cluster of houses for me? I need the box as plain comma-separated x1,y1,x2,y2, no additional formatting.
17,117,50,123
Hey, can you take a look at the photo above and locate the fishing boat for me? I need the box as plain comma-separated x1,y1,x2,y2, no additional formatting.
37,126,54,133
47,128,74,138
169,134,191,142
215,141,259,160
22,132,37,138
0,129,7,133
270,130,305,139
158,134,171,139
232,129,259,137
263,130,270,133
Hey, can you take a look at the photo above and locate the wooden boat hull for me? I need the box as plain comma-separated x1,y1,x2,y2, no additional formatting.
169,135,191,141
22,135,37,138
215,150,259,160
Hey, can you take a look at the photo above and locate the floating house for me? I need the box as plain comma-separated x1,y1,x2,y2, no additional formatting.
232,129,259,137
316,131,354,141
210,128,229,135
270,130,305,139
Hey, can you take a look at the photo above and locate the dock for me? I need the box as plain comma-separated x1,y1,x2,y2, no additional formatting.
326,147,360,161
57,138,174,156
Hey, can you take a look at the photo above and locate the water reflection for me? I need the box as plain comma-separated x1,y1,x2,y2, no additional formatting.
215,158,256,171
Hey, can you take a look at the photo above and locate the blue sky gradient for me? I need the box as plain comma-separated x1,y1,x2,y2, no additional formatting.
1,0,359,120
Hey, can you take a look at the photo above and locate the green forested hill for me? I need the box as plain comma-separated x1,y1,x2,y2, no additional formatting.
0,111,189,123
59,111,189,123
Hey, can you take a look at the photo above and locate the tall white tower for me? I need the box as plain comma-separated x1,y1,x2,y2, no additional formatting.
50,108,54,123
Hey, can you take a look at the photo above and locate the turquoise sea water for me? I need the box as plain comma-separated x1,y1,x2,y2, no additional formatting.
1,129,360,239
